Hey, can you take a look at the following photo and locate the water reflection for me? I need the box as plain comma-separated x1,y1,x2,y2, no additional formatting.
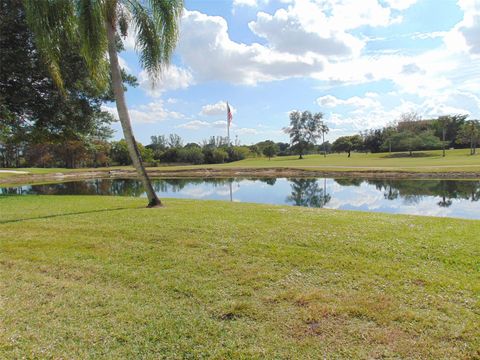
1,178,479,219
365,179,480,205
287,179,331,208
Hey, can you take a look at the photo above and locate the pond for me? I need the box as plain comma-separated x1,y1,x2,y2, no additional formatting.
2,177,480,219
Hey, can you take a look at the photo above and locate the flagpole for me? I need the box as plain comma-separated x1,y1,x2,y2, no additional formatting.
226,101,230,146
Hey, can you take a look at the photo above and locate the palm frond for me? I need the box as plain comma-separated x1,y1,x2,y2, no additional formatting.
23,0,77,91
77,0,109,88
122,0,183,81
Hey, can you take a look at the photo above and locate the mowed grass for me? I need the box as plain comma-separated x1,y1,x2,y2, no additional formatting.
1,149,479,181
1,196,479,359
220,148,480,172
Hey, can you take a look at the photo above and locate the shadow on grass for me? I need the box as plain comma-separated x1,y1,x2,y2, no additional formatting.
0,206,143,224
382,152,435,158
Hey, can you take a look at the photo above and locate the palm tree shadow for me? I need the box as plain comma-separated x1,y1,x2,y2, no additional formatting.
0,206,144,225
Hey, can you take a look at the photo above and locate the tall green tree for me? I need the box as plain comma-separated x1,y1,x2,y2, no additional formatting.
262,143,279,160
23,0,183,207
433,114,467,153
0,0,122,168
457,120,480,155
284,111,325,159
332,135,363,157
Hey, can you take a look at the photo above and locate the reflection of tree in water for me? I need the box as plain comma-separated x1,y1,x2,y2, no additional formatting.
151,178,235,193
336,179,480,208
437,196,453,208
286,178,331,208
258,178,277,186
0,179,147,197
0,187,28,195
334,178,363,187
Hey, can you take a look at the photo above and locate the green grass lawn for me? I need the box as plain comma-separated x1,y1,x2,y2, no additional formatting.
1,149,479,181
1,196,479,358
221,148,480,172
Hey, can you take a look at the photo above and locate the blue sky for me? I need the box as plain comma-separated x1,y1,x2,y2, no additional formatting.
104,0,480,145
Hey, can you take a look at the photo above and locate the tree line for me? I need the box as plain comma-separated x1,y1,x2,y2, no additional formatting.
331,113,479,157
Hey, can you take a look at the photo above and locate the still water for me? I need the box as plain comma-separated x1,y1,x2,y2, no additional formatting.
2,178,479,219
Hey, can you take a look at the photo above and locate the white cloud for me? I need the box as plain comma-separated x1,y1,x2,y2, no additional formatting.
460,14,480,54
318,89,479,136
177,10,325,85
248,7,363,57
383,0,418,11
102,100,184,124
235,127,259,135
118,55,131,72
139,65,194,97
233,0,260,7
316,94,381,109
176,120,211,130
443,0,480,55
212,120,228,128
175,119,230,131
175,2,433,87
200,101,237,116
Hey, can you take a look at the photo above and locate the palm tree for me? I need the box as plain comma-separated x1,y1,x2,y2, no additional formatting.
437,115,451,157
23,0,183,207
320,122,329,158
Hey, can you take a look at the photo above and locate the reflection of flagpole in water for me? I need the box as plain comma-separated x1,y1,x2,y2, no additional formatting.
229,180,233,202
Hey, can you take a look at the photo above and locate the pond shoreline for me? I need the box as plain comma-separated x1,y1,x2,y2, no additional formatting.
1,167,479,186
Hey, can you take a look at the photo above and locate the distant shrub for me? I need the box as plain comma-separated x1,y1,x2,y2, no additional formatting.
180,147,205,165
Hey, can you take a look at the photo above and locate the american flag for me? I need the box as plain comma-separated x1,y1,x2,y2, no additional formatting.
227,102,233,127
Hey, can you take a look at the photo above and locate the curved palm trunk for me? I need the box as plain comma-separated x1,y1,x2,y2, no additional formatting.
106,21,161,207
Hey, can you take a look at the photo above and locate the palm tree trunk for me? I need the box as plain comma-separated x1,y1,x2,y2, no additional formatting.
442,128,446,157
106,21,161,207
323,132,326,158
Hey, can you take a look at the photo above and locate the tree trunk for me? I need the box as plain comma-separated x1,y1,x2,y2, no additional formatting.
347,150,351,158
442,128,446,157
106,21,161,207
323,132,326,157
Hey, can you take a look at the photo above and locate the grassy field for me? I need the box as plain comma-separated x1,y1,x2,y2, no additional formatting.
1,196,479,358
1,149,479,181
225,148,480,171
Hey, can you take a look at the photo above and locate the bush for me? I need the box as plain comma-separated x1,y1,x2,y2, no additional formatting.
159,148,181,163
227,146,250,162
180,147,205,165
203,147,228,164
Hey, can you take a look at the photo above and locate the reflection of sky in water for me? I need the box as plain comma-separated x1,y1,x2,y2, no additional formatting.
2,178,480,220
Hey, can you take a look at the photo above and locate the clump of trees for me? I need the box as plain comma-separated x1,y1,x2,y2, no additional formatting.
457,120,480,155
332,135,363,157
332,113,479,157
262,142,279,160
145,135,252,165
